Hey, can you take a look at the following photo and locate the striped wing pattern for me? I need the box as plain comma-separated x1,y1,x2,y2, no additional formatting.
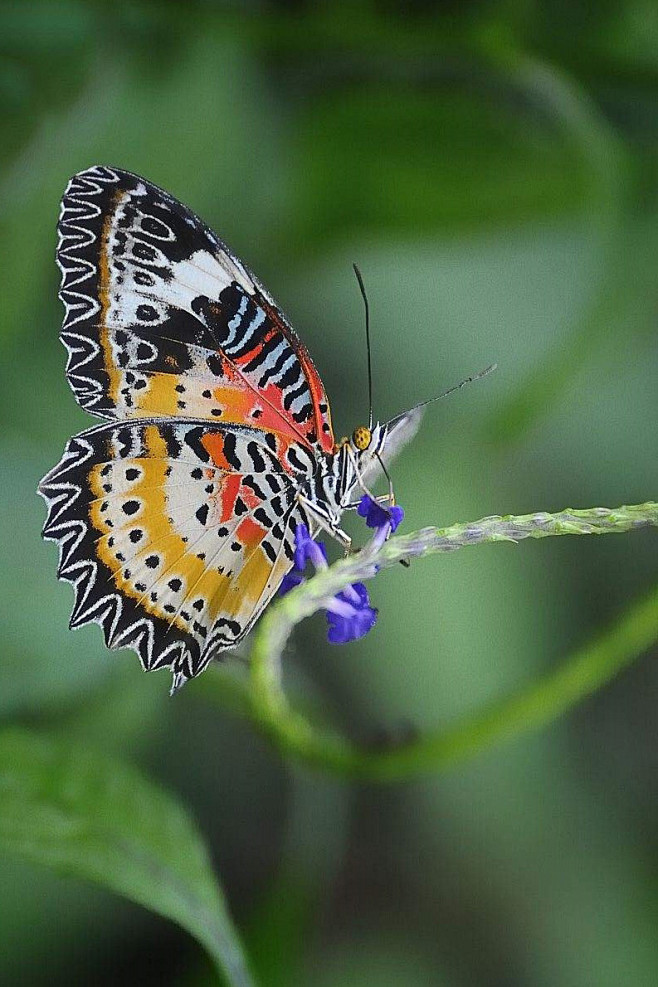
40,419,310,687
56,165,335,451
40,165,334,688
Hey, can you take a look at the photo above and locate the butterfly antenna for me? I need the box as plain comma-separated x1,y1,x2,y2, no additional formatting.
409,363,497,414
353,263,374,430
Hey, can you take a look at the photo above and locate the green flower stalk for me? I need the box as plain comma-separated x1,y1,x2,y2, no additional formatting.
197,502,658,782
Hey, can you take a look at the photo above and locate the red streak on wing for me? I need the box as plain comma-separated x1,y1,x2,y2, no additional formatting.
236,517,264,547
257,296,335,454
202,432,231,470
296,341,335,453
219,474,242,524
240,484,262,511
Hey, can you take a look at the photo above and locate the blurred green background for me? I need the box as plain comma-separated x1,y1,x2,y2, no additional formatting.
1,1,657,984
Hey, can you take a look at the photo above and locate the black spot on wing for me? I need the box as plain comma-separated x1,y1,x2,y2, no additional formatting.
257,346,292,388
278,361,302,392
262,540,277,563
292,403,313,424
246,441,266,473
244,331,280,372
283,380,307,411
206,353,223,377
184,427,210,462
287,446,314,474
221,432,242,470
243,476,266,500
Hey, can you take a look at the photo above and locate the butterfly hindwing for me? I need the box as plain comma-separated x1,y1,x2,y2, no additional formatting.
38,418,310,685
57,166,335,451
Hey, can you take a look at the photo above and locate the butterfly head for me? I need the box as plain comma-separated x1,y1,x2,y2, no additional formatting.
351,424,373,452
334,420,388,463
332,414,417,509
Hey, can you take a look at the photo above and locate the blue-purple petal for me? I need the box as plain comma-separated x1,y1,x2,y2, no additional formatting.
279,570,304,597
326,580,378,644
279,500,404,644
336,581,369,608
293,523,328,571
389,504,405,532
326,605,378,644
357,494,405,533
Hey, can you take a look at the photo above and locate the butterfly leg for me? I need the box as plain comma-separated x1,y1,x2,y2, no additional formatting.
344,444,397,511
344,444,379,503
340,453,410,566
297,494,353,553
342,493,393,511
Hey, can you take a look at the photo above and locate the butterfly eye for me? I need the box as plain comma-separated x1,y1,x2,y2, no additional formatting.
352,426,372,452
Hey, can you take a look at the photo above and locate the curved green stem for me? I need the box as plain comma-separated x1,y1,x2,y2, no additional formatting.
197,502,658,781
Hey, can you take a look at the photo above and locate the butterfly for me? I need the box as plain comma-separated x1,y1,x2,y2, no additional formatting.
38,166,424,691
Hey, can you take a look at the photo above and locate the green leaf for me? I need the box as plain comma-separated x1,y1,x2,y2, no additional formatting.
0,730,255,987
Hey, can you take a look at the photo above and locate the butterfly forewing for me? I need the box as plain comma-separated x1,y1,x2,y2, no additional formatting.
57,166,335,452
39,418,311,684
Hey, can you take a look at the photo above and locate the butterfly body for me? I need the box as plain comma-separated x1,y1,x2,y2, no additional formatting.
39,167,421,688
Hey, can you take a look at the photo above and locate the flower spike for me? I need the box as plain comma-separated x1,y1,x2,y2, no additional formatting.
279,499,405,645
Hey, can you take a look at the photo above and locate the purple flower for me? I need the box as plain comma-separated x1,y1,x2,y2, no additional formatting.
278,498,404,644
278,524,328,601
293,523,328,572
279,570,304,596
326,582,378,644
357,495,404,533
